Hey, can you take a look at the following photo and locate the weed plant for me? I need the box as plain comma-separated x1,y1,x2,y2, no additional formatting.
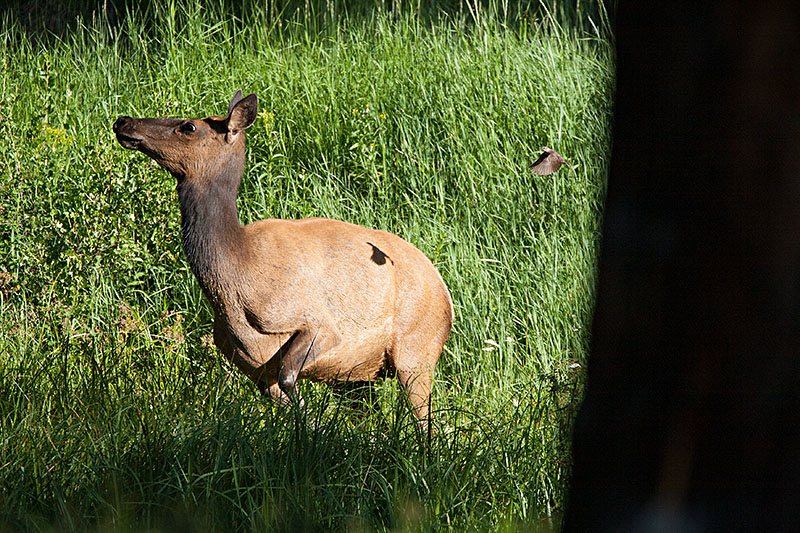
0,1,613,530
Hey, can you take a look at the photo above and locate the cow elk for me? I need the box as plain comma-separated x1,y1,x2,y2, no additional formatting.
113,91,453,430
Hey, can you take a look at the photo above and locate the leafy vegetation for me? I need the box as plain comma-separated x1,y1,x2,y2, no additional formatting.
0,1,613,530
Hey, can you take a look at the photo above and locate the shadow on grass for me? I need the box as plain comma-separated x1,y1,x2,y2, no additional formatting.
0,376,570,531
3,0,610,45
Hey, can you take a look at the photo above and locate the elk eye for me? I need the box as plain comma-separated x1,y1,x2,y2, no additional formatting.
179,121,196,134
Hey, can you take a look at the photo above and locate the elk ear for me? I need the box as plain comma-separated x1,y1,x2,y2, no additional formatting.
226,92,258,142
227,90,244,117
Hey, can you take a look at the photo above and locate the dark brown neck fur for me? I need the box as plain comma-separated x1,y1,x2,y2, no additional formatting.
176,153,246,291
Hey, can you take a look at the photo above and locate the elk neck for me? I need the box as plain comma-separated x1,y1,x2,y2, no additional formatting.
175,152,247,288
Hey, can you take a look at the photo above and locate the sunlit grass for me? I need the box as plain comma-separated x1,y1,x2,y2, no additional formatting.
0,1,613,530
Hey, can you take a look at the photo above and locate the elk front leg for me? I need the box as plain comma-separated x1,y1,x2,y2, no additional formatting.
257,377,291,404
214,313,292,400
278,325,340,404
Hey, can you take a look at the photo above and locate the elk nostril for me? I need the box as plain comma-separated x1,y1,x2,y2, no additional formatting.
113,117,130,133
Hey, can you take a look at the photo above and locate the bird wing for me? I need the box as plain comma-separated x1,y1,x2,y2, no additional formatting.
529,151,550,170
530,154,563,175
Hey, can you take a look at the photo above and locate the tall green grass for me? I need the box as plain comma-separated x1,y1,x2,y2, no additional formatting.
0,1,613,530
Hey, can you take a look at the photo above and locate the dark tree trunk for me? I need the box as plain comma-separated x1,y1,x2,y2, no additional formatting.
566,3,800,530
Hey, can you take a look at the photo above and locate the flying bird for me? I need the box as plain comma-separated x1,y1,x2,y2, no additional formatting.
529,147,571,175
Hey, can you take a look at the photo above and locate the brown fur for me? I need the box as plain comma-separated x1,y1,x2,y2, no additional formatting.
113,91,453,427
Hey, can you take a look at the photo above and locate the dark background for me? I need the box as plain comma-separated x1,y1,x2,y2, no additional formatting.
566,2,800,530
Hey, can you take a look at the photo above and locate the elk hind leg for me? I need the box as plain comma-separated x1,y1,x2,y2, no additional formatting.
392,339,440,432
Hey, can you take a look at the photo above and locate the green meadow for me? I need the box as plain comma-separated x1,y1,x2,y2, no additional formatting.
0,1,613,530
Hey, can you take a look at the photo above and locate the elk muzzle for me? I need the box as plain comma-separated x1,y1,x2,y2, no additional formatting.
112,116,183,164
113,116,143,150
